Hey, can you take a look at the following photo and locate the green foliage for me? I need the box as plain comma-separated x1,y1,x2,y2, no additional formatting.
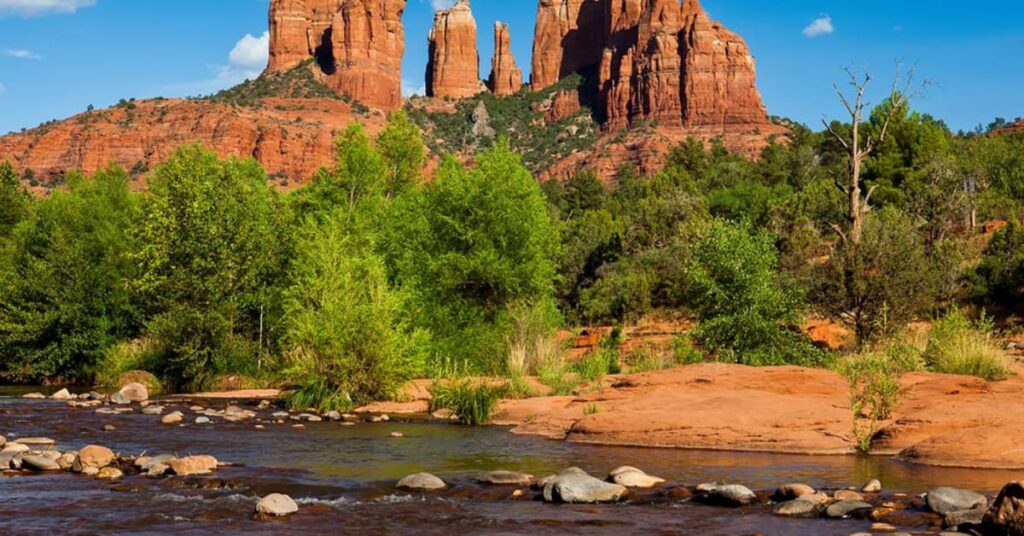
376,110,427,197
0,166,140,382
672,333,705,365
134,145,289,389
394,140,559,374
206,60,342,106
0,162,32,238
970,219,1024,310
428,379,504,425
686,220,829,366
283,213,422,411
923,308,1009,381
835,343,920,453
92,338,164,392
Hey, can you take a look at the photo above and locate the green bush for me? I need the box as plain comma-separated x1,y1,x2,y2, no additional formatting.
969,219,1024,310
923,308,1009,380
428,379,504,425
672,333,705,365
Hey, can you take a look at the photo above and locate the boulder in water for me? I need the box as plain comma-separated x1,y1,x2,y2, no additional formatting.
862,479,882,493
542,467,628,504
73,445,115,472
110,392,131,405
396,472,447,492
50,388,73,400
773,483,817,501
695,483,757,507
169,455,218,476
161,411,184,425
926,487,988,516
96,466,123,480
773,499,822,518
22,455,61,471
256,493,299,517
825,500,873,519
607,466,666,488
118,382,149,403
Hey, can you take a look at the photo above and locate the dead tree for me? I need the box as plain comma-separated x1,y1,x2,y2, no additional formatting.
822,66,920,245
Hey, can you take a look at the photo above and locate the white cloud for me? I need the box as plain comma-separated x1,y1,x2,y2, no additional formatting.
402,79,425,97
424,0,455,11
0,82,6,95
0,0,96,17
160,31,269,96
803,15,834,38
4,48,41,60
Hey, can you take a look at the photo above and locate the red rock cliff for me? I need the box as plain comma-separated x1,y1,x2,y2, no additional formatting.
268,0,406,110
426,0,483,99
531,0,607,90
488,22,523,96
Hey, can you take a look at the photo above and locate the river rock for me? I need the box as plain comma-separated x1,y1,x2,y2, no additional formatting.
118,382,148,403
825,500,874,519
479,470,534,486
146,463,170,477
141,405,164,415
96,466,123,481
22,392,45,399
256,493,299,517
774,483,817,501
869,523,898,533
22,454,61,471
863,479,883,493
110,392,131,405
272,411,290,419
927,487,988,516
327,411,342,421
608,466,665,488
983,482,1024,535
542,467,628,504
194,416,211,425
13,437,55,447
50,388,73,400
3,443,30,454
169,455,218,476
0,435,5,448
74,445,115,472
834,489,864,501
773,499,822,518
57,451,78,470
942,508,986,529
161,411,184,425
396,472,447,492
695,483,757,507
136,454,175,471
0,450,20,469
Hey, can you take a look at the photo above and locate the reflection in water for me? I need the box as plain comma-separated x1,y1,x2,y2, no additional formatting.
0,395,1015,535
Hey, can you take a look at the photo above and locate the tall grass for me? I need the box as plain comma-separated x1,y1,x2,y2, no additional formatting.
835,342,921,453
504,301,564,376
923,308,1010,381
428,379,504,425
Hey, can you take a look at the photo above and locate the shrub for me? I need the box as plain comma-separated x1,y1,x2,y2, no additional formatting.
835,343,921,452
536,365,580,396
969,219,1024,310
428,379,504,425
923,308,1009,380
672,334,705,365
504,300,562,376
626,344,673,373
93,338,164,392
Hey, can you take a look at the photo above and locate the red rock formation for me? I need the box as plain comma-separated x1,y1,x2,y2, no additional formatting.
488,22,523,96
426,0,483,99
267,0,406,110
531,0,607,90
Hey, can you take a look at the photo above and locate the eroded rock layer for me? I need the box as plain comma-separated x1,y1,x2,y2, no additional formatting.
426,0,483,99
489,22,523,96
268,0,406,110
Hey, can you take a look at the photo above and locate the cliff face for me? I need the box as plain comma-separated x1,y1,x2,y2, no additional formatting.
426,0,483,99
267,0,406,110
488,22,523,97
533,0,770,131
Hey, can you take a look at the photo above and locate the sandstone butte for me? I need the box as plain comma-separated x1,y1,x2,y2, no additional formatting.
0,0,784,187
357,361,1024,470
488,22,523,97
426,0,484,99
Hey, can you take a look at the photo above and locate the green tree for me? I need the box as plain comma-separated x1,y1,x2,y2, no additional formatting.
0,162,32,238
686,219,826,366
376,110,426,198
969,219,1024,311
134,145,289,388
0,166,140,382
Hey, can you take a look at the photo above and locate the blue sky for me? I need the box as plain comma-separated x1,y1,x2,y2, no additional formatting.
0,0,1021,135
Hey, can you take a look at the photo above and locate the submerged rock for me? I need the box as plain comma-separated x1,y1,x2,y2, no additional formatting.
396,472,447,492
542,467,628,504
110,393,131,405
96,467,123,481
22,393,45,400
607,466,666,488
161,411,184,425
169,455,218,476
773,499,821,518
22,455,61,471
942,508,986,529
834,489,865,501
927,487,988,516
479,470,534,486
863,479,883,493
695,483,757,507
257,493,298,517
825,500,873,519
773,483,816,501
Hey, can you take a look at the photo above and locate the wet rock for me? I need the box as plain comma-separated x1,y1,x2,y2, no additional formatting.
22,392,45,399
118,382,149,403
142,405,165,415
50,388,73,400
926,487,988,516
146,463,170,478
863,479,883,493
57,451,77,470
22,454,61,471
396,472,447,492
13,437,55,447
773,499,821,518
695,483,757,507
194,416,211,425
543,467,628,504
0,450,20,469
102,424,116,432
74,445,115,472
97,467,123,481
136,454,175,471
825,500,873,519
479,470,534,486
39,450,61,461
95,407,120,415
256,493,298,517
169,455,218,476
389,432,403,438
327,411,342,421
869,524,898,533
81,466,99,476
607,466,665,488
834,489,865,501
110,393,131,405
3,443,30,454
161,411,184,425
271,411,290,419
942,508,986,529
984,482,1024,535
773,483,817,501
